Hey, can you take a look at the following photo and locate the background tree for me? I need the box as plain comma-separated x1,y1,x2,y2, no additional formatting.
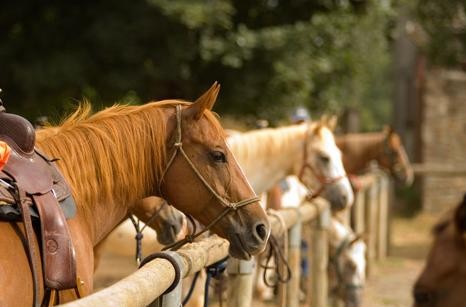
1,0,394,130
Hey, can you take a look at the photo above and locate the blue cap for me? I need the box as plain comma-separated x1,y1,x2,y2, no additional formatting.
290,107,311,123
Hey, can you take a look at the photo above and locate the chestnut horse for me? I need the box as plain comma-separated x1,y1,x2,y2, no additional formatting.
2,83,269,305
336,127,413,185
413,193,466,307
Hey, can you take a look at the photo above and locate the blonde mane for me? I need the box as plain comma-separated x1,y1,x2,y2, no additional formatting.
35,100,223,213
228,122,331,164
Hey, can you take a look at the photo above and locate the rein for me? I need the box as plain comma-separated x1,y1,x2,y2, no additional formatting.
129,200,168,264
298,124,346,200
158,105,260,251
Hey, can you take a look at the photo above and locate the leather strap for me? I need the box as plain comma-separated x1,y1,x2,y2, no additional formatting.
16,188,41,307
33,192,77,289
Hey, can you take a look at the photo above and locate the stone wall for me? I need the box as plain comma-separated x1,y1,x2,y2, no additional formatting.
422,69,466,213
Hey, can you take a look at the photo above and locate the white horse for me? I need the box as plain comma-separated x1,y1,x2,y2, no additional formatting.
328,218,366,307
227,119,354,209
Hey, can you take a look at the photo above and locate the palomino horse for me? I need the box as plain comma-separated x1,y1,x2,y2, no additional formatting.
227,119,354,210
3,83,270,305
336,126,414,185
413,193,466,307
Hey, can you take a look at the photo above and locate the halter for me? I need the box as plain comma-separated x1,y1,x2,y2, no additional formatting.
298,124,346,200
329,236,363,294
159,105,260,251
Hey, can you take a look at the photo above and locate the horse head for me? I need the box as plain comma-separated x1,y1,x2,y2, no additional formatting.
299,116,354,211
413,193,466,307
132,197,185,246
159,83,270,259
378,126,414,185
329,219,366,307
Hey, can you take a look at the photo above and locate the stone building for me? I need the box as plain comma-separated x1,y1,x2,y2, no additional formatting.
421,69,466,212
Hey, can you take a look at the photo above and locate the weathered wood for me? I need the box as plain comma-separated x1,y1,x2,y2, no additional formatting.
412,163,466,176
61,236,229,307
227,259,255,307
353,190,366,234
62,199,331,307
365,179,378,276
286,221,302,307
377,175,389,259
310,206,330,307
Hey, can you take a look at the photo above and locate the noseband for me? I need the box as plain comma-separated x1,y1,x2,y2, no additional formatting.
298,124,346,200
158,105,260,251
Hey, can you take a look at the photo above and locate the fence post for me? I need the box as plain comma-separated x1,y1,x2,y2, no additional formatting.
365,177,378,277
353,189,366,234
149,252,183,307
310,204,330,307
226,258,255,307
286,218,302,307
377,174,389,259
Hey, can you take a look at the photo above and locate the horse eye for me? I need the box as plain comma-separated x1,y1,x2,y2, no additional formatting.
210,150,227,163
319,154,330,164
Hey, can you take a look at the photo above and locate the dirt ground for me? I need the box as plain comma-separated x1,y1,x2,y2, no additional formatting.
93,214,438,306
361,214,437,307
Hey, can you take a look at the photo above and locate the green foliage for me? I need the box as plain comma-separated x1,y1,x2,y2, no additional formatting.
0,0,394,130
416,0,466,67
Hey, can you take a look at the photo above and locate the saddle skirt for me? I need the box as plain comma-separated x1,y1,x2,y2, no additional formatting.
0,109,78,291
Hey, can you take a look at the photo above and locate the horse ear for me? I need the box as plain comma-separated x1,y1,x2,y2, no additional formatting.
327,115,338,131
454,193,466,233
185,82,221,120
383,125,395,137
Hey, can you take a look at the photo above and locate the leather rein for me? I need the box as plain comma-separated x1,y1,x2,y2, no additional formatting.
157,105,260,251
298,124,347,200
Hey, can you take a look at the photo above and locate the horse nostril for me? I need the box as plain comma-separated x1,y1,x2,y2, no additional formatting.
414,290,433,305
255,223,268,241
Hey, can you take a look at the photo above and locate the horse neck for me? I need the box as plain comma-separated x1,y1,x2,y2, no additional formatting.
227,125,306,194
337,132,385,174
36,106,171,244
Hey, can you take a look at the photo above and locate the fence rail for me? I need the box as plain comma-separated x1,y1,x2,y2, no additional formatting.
61,198,331,307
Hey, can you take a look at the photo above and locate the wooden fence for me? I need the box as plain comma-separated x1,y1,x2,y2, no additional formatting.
61,198,331,307
350,170,391,276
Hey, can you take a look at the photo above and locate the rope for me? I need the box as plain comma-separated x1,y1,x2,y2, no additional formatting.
182,271,200,306
261,210,292,288
129,201,168,264
157,104,260,252
203,257,228,307
139,252,181,294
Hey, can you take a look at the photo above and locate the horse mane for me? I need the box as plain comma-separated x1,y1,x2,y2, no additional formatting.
227,121,333,163
36,100,223,212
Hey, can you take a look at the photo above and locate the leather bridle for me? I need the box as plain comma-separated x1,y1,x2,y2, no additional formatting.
158,105,260,251
298,124,347,200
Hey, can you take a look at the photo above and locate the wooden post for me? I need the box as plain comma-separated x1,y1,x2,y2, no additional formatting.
226,258,255,307
377,174,389,259
353,190,366,234
150,252,183,307
286,220,302,307
365,179,378,277
310,205,330,307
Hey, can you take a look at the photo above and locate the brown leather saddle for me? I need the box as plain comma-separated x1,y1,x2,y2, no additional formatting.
0,107,78,305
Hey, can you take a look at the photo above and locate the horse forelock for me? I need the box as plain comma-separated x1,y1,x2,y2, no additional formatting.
36,100,199,213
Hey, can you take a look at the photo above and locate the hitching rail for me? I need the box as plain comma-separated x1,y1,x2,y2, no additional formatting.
60,198,330,307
